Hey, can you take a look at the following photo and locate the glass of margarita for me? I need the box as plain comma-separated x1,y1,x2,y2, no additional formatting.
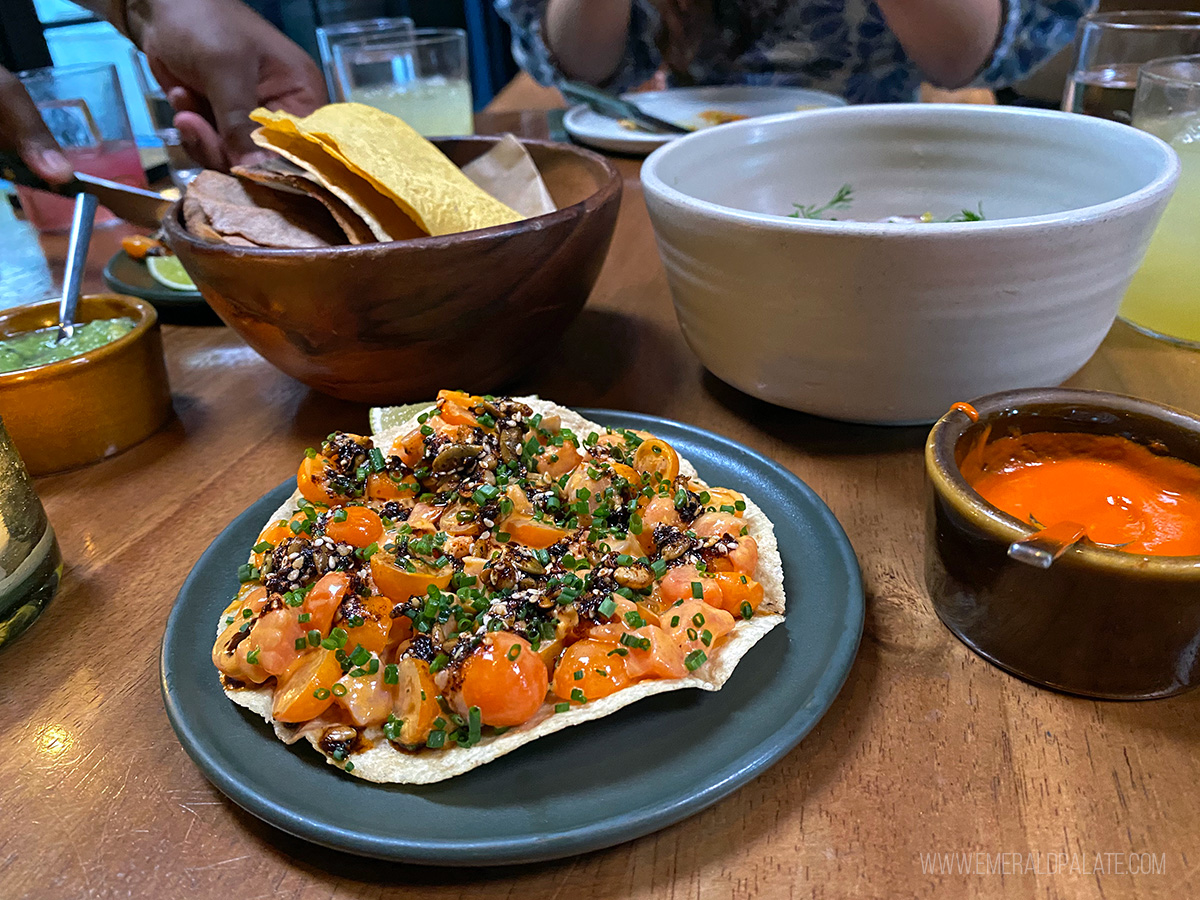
329,28,474,137
1120,55,1200,347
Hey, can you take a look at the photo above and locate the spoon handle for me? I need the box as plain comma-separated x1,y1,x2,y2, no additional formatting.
1008,520,1087,569
58,192,98,341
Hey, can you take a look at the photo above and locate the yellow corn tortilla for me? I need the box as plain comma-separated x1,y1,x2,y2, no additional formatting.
250,121,424,242
219,398,785,783
251,104,523,237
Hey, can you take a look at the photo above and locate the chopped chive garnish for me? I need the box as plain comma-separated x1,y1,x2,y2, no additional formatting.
623,610,646,628
670,615,681,627
570,688,587,703
307,629,321,647
573,669,583,681
692,613,705,627
607,647,629,657
507,644,521,660
246,648,260,665
331,683,347,697
651,559,667,578
294,637,306,650
740,601,753,620
298,612,311,623
430,653,449,673
685,650,707,671
252,541,273,553
344,760,355,772
691,582,703,599
313,688,330,700
384,664,398,684
555,702,570,713
496,532,511,544
597,597,617,618
427,730,446,749
332,508,348,523
619,633,651,650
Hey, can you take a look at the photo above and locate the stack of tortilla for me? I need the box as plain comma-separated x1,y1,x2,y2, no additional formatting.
183,103,557,249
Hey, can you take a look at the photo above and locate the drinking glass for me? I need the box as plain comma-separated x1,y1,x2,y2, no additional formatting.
316,16,414,100
1062,11,1200,124
15,62,150,232
130,50,202,189
1119,55,1200,347
0,417,62,649
329,28,474,136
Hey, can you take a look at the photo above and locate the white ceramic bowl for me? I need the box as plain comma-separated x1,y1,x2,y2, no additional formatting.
642,104,1180,424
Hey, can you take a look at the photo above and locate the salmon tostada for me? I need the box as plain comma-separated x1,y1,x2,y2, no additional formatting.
212,393,785,783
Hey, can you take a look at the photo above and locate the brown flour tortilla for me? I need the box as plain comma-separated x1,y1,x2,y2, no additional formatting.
232,158,376,245
184,170,347,248
219,398,786,783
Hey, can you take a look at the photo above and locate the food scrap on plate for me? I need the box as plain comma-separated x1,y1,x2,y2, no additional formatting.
212,392,784,783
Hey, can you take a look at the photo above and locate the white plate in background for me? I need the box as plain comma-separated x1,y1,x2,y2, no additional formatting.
564,85,847,155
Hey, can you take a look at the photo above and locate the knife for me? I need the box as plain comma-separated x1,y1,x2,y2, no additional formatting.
1,150,172,229
560,81,692,135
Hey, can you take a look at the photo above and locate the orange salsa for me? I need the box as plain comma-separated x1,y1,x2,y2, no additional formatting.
960,431,1200,557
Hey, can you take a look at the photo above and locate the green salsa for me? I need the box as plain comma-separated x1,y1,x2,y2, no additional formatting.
0,318,137,374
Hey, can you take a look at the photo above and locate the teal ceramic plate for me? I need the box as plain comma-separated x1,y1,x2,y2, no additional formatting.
102,250,221,325
161,410,863,865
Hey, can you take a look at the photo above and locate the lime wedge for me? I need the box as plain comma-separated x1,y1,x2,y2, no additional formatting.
369,402,435,437
146,255,197,291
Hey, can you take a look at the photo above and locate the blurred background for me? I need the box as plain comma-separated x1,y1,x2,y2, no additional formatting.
0,0,520,151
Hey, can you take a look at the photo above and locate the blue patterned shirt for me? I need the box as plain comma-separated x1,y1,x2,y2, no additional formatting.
494,0,1096,104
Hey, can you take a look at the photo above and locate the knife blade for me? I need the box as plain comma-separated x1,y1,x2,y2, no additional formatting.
560,81,693,135
1,150,172,229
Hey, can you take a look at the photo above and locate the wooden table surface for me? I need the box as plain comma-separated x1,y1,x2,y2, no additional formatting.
2,92,1198,900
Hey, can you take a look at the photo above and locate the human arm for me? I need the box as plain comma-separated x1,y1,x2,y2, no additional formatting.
874,0,1003,89
120,0,324,170
495,0,661,91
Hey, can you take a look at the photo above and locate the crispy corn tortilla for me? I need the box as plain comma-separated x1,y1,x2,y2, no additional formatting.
250,123,424,242
251,104,524,237
220,398,785,783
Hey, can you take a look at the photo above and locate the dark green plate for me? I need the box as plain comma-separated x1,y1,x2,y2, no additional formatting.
161,411,863,865
102,250,222,325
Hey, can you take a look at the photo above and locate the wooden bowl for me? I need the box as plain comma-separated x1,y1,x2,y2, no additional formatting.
0,294,172,475
164,137,622,403
924,388,1200,699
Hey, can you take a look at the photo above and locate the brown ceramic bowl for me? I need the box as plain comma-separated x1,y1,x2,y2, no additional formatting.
164,136,622,403
925,388,1200,699
0,294,172,475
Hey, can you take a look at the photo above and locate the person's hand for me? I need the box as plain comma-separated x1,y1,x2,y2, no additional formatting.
0,66,74,184
651,0,705,78
128,0,326,170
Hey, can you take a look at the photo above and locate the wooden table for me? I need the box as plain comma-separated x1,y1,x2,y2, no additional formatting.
2,101,1197,900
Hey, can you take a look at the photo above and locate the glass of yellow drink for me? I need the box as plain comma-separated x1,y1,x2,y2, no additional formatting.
1120,55,1200,347
329,28,474,137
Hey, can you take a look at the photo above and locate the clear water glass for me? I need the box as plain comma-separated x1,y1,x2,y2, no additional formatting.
329,28,474,137
316,16,415,100
1062,11,1200,124
1119,55,1200,347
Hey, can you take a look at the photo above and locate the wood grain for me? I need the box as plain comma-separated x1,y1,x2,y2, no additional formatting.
0,110,1197,900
